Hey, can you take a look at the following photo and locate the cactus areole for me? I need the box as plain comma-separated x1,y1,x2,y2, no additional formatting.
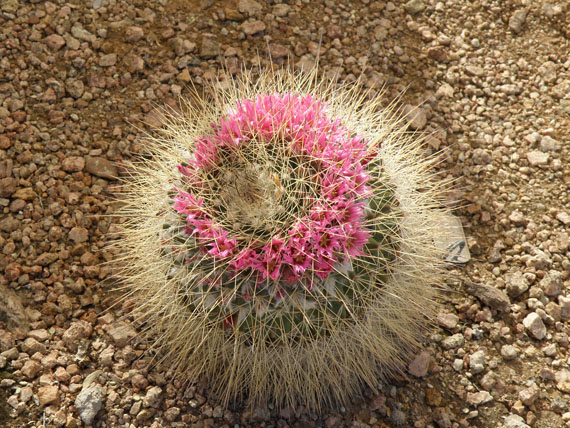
167,93,399,342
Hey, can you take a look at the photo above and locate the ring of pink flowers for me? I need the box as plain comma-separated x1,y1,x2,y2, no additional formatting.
174,93,373,283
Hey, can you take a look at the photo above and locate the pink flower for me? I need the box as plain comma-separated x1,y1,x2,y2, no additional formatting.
174,92,374,284
207,230,237,258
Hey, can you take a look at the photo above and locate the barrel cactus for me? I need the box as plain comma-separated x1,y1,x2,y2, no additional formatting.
117,69,445,410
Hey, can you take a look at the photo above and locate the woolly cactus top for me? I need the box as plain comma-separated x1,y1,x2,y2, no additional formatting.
174,93,372,284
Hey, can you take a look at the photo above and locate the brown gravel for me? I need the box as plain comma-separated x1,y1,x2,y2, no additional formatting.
1,0,569,427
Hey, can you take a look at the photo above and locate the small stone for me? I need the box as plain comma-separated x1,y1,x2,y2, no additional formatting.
408,351,431,377
240,20,266,36
69,227,89,243
164,407,181,422
466,391,493,406
54,366,71,383
519,384,539,406
526,150,549,166
469,350,486,374
44,34,66,50
22,337,45,354
107,322,137,347
0,177,17,197
435,83,454,98
62,156,85,172
238,0,262,15
99,53,117,67
200,36,220,58
427,45,448,62
404,0,425,14
556,212,570,225
539,135,561,152
403,105,427,130
177,69,191,83
75,385,104,425
21,360,42,379
441,333,464,350
557,369,570,393
12,188,37,201
523,312,546,340
540,271,562,297
437,312,459,330
38,385,60,406
173,38,196,56
504,414,530,428
62,321,93,352
125,54,145,73
143,386,163,408
538,61,557,84
272,4,290,17
464,282,510,312
472,148,492,165
508,210,526,226
425,387,442,406
432,407,452,428
268,43,290,59
65,79,85,99
85,156,118,179
501,345,519,360
126,26,144,43
509,9,528,33
465,65,484,77
28,329,49,342
71,26,96,43
506,271,529,298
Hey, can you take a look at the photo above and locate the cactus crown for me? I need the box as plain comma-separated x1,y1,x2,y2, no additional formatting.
163,92,400,343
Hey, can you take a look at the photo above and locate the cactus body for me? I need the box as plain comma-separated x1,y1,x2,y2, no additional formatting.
117,70,445,410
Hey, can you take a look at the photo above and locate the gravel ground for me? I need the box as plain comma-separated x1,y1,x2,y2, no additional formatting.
0,0,569,427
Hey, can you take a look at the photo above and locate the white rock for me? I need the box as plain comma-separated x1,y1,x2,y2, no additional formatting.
522,312,546,340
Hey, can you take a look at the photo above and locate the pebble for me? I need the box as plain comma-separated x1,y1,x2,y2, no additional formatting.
44,34,66,50
504,414,531,428
38,385,60,406
62,156,85,172
556,370,570,393
62,321,93,352
404,0,425,14
75,385,104,425
126,26,144,43
144,386,163,408
509,9,528,34
522,312,546,340
107,322,137,347
21,359,42,378
200,35,220,58
526,151,549,166
556,212,570,225
85,156,118,179
505,271,529,298
408,351,431,377
238,0,262,15
403,105,427,130
469,350,486,374
539,135,561,152
501,345,519,360
441,333,465,350
240,20,266,36
519,383,540,406
99,53,117,67
69,227,89,243
466,391,493,406
464,282,511,312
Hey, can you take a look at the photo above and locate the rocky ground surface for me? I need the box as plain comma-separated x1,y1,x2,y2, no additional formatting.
0,0,569,427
